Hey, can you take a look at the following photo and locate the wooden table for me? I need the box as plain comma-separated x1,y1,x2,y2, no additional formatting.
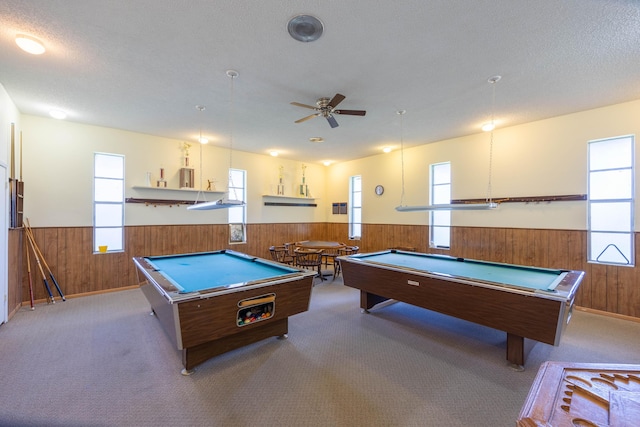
517,361,640,426
295,240,346,271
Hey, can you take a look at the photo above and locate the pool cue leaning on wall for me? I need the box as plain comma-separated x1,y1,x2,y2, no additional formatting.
24,223,55,304
25,236,35,309
24,219,65,302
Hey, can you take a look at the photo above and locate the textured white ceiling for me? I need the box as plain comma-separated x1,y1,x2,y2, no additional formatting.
1,0,640,164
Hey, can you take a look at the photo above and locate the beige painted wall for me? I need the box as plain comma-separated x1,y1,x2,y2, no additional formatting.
13,98,640,230
20,115,328,227
325,99,640,229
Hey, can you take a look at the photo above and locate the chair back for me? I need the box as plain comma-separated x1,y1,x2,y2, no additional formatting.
294,248,323,267
269,245,293,264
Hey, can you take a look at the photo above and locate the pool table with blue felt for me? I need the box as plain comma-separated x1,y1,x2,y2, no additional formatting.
338,250,585,368
133,250,315,373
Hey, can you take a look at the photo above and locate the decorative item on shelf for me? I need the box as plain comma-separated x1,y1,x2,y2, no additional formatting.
179,168,194,189
157,167,167,188
181,142,191,167
277,165,285,195
206,179,216,191
145,172,152,187
299,164,309,197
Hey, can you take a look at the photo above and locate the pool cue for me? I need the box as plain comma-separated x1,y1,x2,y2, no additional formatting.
25,228,54,304
25,231,35,310
24,219,65,301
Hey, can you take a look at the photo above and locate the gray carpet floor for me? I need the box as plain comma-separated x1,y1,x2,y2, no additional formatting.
1,277,640,427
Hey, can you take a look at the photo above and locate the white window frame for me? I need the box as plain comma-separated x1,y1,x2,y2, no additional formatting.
349,175,362,239
587,135,634,266
429,162,451,249
93,153,124,253
228,168,246,244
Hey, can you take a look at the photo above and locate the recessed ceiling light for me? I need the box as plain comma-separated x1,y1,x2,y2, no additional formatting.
482,122,495,132
16,34,45,55
199,137,209,144
323,161,332,166
309,137,324,143
270,151,279,157
49,109,67,120
382,147,392,153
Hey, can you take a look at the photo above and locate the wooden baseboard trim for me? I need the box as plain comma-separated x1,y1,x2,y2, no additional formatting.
21,285,140,307
575,306,640,324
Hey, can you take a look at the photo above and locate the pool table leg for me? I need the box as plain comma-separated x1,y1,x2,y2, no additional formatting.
360,291,389,313
507,333,525,371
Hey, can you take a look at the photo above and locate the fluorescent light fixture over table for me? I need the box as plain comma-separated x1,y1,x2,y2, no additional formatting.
188,70,245,210
395,76,501,211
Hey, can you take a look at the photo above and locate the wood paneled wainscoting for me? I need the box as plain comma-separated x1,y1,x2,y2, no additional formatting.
7,224,640,320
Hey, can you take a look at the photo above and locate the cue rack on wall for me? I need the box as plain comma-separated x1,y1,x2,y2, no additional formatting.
9,123,24,229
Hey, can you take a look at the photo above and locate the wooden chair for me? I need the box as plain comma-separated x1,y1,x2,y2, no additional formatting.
333,245,359,280
294,248,324,282
269,245,294,265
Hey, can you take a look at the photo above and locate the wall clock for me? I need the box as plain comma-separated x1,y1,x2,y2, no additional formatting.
375,185,384,196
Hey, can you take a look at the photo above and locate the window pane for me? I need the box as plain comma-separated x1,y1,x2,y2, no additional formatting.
589,170,632,200
352,177,361,192
229,206,244,223
432,163,451,184
95,204,122,227
95,178,123,202
94,227,123,252
353,208,362,223
590,137,632,170
353,192,362,207
351,224,361,238
95,154,124,178
590,232,632,265
229,169,244,187
590,202,631,232
432,210,451,226
431,226,450,248
432,184,451,204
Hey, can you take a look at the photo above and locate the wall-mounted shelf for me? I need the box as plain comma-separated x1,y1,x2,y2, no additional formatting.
132,186,226,194
451,194,587,205
262,195,317,207
128,186,227,207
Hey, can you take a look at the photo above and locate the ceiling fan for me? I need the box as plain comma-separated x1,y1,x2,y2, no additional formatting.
291,93,366,128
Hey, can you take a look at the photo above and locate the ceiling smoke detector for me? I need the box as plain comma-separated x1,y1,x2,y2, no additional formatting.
288,15,323,42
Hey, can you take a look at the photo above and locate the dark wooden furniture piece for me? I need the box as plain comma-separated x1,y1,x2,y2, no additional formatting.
339,249,584,368
294,248,324,282
133,250,315,374
517,361,640,426
269,245,294,264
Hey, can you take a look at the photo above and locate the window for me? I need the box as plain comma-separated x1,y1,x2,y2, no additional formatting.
349,175,362,239
93,153,124,252
430,162,451,249
588,135,634,265
228,168,246,243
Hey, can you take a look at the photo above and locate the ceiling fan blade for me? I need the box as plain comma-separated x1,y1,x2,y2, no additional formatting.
326,115,339,128
290,102,318,110
295,113,321,123
334,109,366,116
328,93,346,108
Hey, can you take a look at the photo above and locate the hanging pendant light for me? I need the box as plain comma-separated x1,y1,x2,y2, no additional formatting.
188,70,246,210
395,76,501,212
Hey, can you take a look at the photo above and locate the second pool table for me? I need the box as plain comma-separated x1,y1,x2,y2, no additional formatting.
338,250,585,369
133,250,315,374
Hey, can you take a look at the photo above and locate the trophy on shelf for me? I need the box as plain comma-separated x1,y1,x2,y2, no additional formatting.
157,167,167,188
179,142,194,188
277,165,285,195
299,164,309,197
